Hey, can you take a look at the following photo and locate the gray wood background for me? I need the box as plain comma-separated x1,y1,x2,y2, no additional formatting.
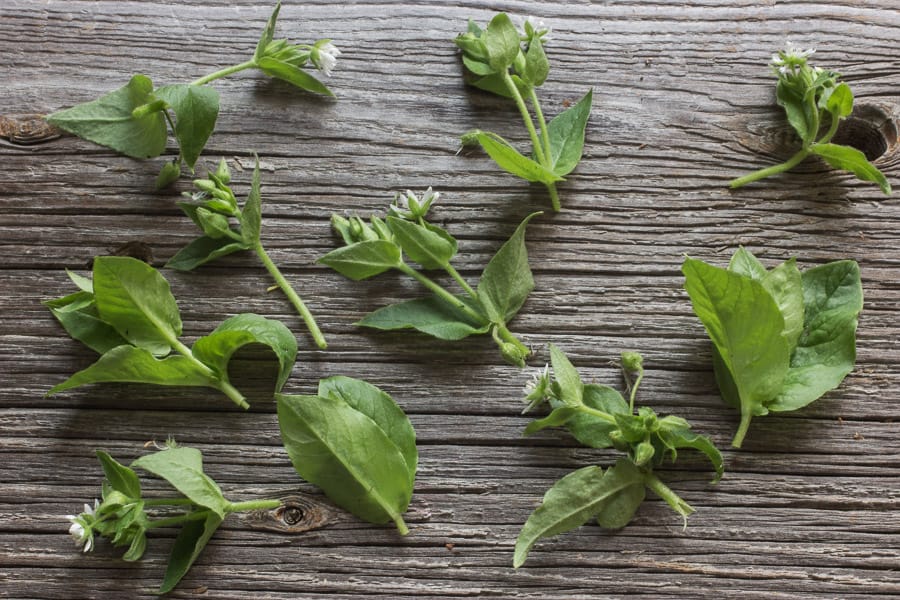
2,1,898,598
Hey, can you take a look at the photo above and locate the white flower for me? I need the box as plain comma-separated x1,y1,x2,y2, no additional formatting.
66,499,99,553
313,41,341,76
770,42,815,75
523,364,550,396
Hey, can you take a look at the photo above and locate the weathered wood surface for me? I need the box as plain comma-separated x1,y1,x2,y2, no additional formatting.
2,0,899,598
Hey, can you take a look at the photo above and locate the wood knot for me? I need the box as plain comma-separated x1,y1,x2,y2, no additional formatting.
0,114,62,145
237,494,332,534
831,103,898,161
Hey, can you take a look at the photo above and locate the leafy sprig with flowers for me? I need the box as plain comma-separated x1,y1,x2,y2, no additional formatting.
455,14,592,211
730,44,891,195
319,189,540,366
47,1,341,188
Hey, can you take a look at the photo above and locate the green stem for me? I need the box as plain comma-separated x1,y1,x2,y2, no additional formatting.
528,87,554,171
501,72,548,166
170,339,248,409
645,473,695,527
190,60,258,86
732,411,753,449
729,149,809,188
495,323,528,354
444,264,478,299
397,263,488,325
146,499,281,529
146,511,210,530
226,499,282,512
628,370,643,414
143,498,196,507
816,112,842,145
254,242,328,349
393,514,410,536
575,404,617,425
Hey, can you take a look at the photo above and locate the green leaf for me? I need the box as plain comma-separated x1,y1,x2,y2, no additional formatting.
47,345,215,395
318,240,402,280
770,260,862,411
46,291,130,354
257,57,333,96
523,38,549,87
159,513,223,594
254,1,282,61
523,406,577,435
240,160,263,245
809,143,891,195
66,269,94,293
92,256,182,356
96,451,142,498
776,79,811,143
655,426,724,483
825,82,853,118
560,384,628,449
277,392,414,533
728,246,767,280
682,257,791,442
513,459,646,568
548,344,583,408
318,376,417,488
594,473,645,530
614,413,647,443
153,84,220,169
358,295,489,341
192,313,297,392
132,447,229,517
386,216,457,270
467,72,529,99
762,258,805,351
472,131,564,184
122,530,147,562
476,212,541,323
166,236,249,271
484,13,520,71
46,75,168,159
543,89,592,176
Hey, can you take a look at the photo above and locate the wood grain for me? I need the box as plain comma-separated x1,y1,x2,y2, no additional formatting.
1,0,899,598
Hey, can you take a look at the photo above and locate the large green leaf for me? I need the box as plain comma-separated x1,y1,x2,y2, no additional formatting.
476,212,541,323
762,258,805,351
46,75,168,159
153,84,220,169
386,216,456,270
45,291,130,354
132,447,229,517
513,459,646,568
47,345,214,395
358,295,489,341
810,143,891,195
193,313,297,393
318,240,402,280
257,57,333,96
166,236,249,271
682,257,791,441
770,260,862,411
543,89,592,176
318,376,417,488
277,393,414,533
483,13,520,71
92,256,182,356
473,131,564,184
159,513,223,594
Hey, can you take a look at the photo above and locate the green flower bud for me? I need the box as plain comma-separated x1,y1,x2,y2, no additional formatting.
621,351,643,372
193,179,217,194
634,440,655,466
214,158,231,184
155,161,181,190
370,215,394,242
331,214,355,245
499,342,527,368
460,130,482,146
513,50,527,75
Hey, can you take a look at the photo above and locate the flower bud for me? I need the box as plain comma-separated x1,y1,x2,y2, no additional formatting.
214,158,231,184
499,342,527,368
193,179,217,194
155,161,181,190
620,351,643,372
634,441,655,466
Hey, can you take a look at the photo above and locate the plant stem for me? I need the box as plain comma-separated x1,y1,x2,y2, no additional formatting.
227,499,282,512
143,498,196,507
729,149,809,188
817,113,842,145
495,323,529,356
146,499,281,529
444,264,478,299
146,510,210,529
628,369,644,414
191,60,258,86
502,72,547,165
732,412,753,449
397,263,488,325
645,473,695,527
393,514,409,536
575,404,617,425
528,87,554,171
254,242,328,349
170,339,248,409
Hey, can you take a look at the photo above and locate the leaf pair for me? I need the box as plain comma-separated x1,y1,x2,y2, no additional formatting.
455,14,592,211
320,201,540,366
682,248,863,447
277,376,417,534
515,346,722,567
46,256,297,408
46,2,334,186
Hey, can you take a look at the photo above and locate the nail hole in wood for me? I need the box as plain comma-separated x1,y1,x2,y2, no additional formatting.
831,104,898,161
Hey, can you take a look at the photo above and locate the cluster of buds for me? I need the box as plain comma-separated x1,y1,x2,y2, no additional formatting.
262,38,341,77
331,188,440,245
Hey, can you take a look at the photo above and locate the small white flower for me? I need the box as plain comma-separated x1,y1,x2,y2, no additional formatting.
313,42,341,76
523,364,550,395
770,42,815,76
420,187,440,207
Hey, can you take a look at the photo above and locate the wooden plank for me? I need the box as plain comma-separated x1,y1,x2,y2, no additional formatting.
1,0,899,598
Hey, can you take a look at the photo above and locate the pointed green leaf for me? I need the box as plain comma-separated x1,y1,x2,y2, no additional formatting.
254,1,282,61
132,447,229,517
166,236,249,271
240,160,263,245
96,450,142,498
810,143,891,195
544,89,592,176
153,84,220,169
770,260,862,411
192,313,297,392
523,37,549,87
47,345,215,395
825,82,853,118
46,291,130,354
655,426,724,483
318,376,417,488
476,212,541,323
318,240,402,280
257,57,333,96
559,383,628,449
776,79,811,143
358,295,489,341
548,344,583,408
473,131,564,184
728,247,767,281
762,259,805,351
277,393,414,533
513,459,646,568
159,513,223,594
92,256,181,356
46,75,167,159
386,216,457,270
